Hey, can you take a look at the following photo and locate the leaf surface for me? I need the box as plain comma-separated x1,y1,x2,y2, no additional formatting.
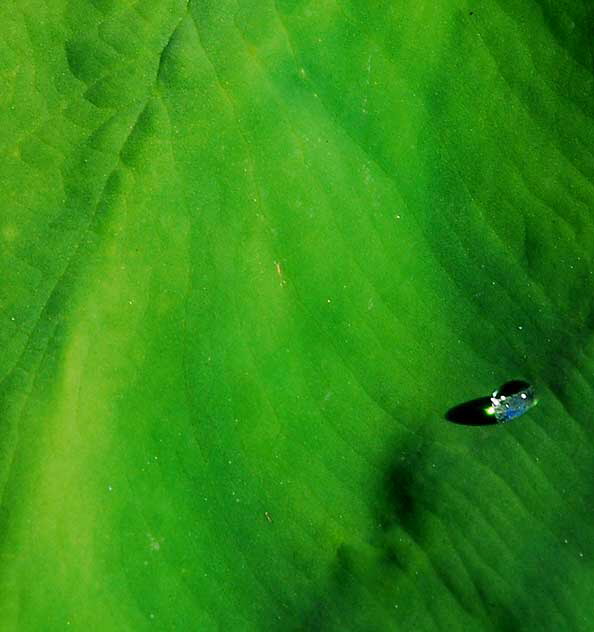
1,1,594,630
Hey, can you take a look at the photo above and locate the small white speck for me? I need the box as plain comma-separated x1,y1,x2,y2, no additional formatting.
396,214,401,220
518,325,523,330
108,485,113,492
148,534,161,551
564,538,569,544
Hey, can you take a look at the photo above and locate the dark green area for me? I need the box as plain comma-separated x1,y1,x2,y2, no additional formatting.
1,0,594,630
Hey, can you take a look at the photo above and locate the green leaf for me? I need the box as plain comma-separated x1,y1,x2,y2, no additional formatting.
1,1,594,629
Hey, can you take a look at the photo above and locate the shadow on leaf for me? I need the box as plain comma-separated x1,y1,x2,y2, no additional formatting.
445,396,498,426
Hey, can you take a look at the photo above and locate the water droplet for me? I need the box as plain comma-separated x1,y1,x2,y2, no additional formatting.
490,380,537,422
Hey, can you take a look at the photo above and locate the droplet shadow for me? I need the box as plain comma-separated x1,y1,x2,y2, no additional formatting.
445,396,498,426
